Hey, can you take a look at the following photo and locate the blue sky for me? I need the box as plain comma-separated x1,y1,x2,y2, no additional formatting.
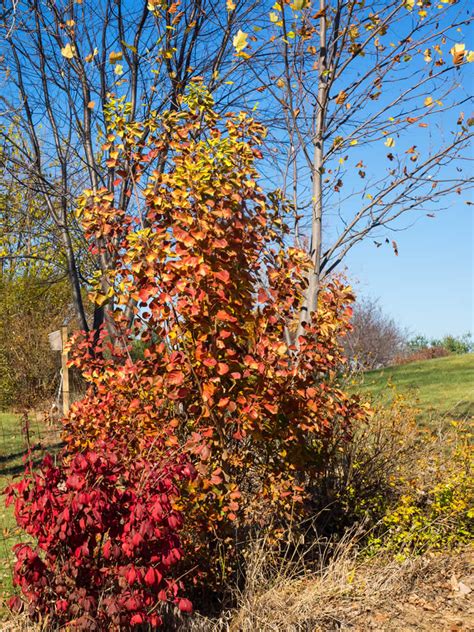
304,5,474,341
340,15,474,340
344,198,473,339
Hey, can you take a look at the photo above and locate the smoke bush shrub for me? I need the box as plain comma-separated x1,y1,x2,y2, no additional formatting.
7,85,368,621
5,440,195,630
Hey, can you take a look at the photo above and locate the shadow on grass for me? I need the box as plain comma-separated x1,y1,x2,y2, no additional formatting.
0,442,64,478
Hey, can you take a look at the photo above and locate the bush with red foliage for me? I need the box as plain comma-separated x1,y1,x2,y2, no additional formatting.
394,346,450,365
5,440,195,630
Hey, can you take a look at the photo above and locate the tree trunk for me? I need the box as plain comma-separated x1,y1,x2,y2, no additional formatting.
297,0,327,340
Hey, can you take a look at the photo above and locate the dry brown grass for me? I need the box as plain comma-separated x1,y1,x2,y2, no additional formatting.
2,402,471,631
180,531,473,631
2,540,472,632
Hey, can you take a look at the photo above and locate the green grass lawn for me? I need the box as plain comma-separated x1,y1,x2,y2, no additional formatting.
354,353,474,421
0,412,62,614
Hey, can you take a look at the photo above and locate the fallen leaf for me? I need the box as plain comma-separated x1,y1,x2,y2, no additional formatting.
458,581,472,596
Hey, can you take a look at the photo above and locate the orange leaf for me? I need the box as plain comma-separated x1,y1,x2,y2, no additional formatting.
168,370,184,386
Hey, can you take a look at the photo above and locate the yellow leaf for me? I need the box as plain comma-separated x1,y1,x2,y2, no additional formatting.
85,47,98,62
61,43,76,59
335,90,347,104
467,51,474,63
226,0,236,9
291,0,308,9
424,96,434,107
450,43,466,65
121,41,137,53
66,19,75,27
404,0,414,10
114,64,124,76
384,137,395,148
109,51,123,64
233,30,248,54
424,48,432,62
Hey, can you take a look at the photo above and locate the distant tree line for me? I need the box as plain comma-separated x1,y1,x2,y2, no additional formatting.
344,297,472,370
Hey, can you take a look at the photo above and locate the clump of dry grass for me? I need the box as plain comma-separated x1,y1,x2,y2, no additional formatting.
184,537,472,632
3,536,472,631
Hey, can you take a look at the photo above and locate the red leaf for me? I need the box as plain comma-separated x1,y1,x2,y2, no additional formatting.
215,270,230,283
126,566,137,585
216,310,237,323
178,598,193,613
168,370,185,386
130,613,144,626
144,567,156,586
258,287,269,303
217,362,230,375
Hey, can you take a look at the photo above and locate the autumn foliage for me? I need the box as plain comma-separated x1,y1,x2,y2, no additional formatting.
7,83,366,625
66,82,364,533
5,440,194,630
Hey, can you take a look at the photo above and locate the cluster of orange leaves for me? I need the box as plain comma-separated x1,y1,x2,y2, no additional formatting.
66,82,366,580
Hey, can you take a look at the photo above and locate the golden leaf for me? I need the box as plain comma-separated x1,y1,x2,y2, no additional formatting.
233,30,248,54
450,43,466,65
85,48,98,63
61,43,76,59
291,0,309,9
109,51,123,64
335,90,347,105
384,137,395,148
424,96,434,107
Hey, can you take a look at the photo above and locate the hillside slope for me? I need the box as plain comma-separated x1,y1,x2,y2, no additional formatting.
354,353,474,419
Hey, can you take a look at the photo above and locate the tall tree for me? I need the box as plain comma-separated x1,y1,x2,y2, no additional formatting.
1,0,472,340
236,0,473,332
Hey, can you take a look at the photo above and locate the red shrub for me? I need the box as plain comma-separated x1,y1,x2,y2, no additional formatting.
394,346,450,365
5,440,195,630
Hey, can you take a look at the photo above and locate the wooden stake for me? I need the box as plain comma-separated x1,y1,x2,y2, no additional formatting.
61,325,70,416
